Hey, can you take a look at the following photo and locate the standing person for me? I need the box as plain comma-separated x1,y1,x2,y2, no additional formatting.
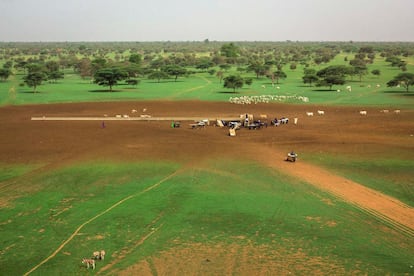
101,121,106,128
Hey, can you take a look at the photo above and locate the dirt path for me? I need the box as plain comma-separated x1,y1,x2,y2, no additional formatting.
166,75,212,99
251,146,414,236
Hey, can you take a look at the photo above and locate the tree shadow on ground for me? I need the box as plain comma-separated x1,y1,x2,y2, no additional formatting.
218,91,240,94
383,90,413,96
146,80,184,84
88,89,123,93
20,90,43,94
311,89,336,92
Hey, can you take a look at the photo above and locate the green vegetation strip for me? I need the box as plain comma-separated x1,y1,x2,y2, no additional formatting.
1,160,413,274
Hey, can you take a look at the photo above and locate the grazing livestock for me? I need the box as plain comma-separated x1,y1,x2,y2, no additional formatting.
394,109,401,114
376,84,381,88
99,250,105,260
259,114,267,119
93,251,100,259
82,258,95,270
261,85,266,89
131,109,137,113
93,250,106,260
346,85,352,92
228,95,309,105
380,109,389,113
306,112,314,117
317,110,325,115
359,110,367,116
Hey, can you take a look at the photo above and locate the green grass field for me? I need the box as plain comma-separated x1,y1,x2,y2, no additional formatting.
1,161,413,275
1,54,413,108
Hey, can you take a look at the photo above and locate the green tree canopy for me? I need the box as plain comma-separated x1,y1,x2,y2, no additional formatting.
302,68,318,87
371,69,381,76
45,60,64,83
147,70,169,83
223,75,244,92
220,43,239,58
349,58,368,82
272,70,287,84
161,65,187,82
244,77,253,86
129,53,142,64
47,70,64,83
93,67,128,91
247,62,270,79
195,58,214,71
0,68,11,81
316,65,348,90
23,71,48,93
91,57,107,75
387,72,414,92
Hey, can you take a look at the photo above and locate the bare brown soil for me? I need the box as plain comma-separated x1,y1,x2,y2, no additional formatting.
1,100,413,274
116,242,355,276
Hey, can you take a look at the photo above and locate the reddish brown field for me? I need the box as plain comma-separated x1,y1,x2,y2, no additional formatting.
1,101,413,274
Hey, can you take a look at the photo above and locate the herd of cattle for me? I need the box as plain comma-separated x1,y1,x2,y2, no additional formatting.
183,107,402,136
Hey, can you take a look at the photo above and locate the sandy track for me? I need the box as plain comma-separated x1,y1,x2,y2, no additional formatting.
251,146,414,236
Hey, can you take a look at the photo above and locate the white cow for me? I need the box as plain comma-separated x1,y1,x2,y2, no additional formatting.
359,110,367,115
82,258,95,270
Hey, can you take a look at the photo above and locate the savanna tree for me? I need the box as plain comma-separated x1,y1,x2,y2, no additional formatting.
387,73,414,92
223,75,244,93
0,68,11,81
23,71,48,92
93,67,128,91
161,65,187,82
302,68,318,87
147,70,169,83
273,70,287,84
23,63,48,92
316,65,348,90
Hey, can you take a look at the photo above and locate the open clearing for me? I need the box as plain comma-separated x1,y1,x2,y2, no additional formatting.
1,100,413,274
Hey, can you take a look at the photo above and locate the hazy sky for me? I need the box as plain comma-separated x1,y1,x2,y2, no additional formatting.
1,0,413,42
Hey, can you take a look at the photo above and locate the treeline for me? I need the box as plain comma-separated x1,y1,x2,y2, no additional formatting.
0,41,413,92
